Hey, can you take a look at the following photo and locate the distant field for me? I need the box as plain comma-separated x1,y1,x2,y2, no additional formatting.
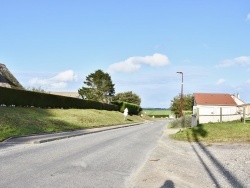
143,109,172,116
143,109,192,117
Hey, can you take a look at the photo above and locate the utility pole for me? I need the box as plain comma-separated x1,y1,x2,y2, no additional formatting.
177,72,183,117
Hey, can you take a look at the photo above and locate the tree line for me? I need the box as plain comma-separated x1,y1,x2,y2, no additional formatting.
28,69,194,114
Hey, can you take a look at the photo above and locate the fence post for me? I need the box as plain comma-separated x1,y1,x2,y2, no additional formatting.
243,106,246,124
197,108,199,125
220,107,222,123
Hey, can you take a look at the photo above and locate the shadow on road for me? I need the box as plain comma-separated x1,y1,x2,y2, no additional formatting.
160,180,175,188
187,125,244,188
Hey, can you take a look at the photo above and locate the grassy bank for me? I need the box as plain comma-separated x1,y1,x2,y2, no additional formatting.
170,121,250,143
0,107,147,142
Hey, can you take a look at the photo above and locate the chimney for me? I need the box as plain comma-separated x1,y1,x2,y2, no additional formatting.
237,93,240,99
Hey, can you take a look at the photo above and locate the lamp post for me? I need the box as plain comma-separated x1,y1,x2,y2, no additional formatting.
176,72,183,117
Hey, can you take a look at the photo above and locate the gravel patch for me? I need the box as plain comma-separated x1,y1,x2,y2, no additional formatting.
129,128,250,188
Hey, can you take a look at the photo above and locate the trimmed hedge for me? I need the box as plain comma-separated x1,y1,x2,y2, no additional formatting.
112,101,141,115
0,86,118,111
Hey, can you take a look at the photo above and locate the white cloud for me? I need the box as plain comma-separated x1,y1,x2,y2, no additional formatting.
50,82,68,89
217,56,250,68
107,53,170,73
29,70,78,90
216,78,226,85
50,70,77,82
246,13,250,21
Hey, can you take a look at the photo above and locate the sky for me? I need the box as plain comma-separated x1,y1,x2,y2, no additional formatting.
1,0,250,108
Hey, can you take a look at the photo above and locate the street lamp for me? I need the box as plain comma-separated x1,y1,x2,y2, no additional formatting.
176,72,183,117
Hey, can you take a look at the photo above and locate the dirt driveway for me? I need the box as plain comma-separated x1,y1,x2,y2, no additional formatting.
128,128,250,188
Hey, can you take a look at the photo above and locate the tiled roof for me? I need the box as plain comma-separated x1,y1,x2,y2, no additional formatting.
194,93,237,106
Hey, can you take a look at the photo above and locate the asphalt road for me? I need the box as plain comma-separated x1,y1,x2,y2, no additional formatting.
0,120,167,188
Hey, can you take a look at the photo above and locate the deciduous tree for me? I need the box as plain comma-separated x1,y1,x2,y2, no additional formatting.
112,91,141,105
170,94,194,116
78,70,115,103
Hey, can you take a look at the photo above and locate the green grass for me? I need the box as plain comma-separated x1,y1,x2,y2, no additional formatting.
0,107,145,142
170,121,250,143
143,110,172,116
143,110,192,117
183,110,193,115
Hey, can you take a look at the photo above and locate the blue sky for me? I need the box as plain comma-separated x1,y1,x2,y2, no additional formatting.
1,0,250,108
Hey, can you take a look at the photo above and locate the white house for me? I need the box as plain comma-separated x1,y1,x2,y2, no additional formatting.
192,93,245,126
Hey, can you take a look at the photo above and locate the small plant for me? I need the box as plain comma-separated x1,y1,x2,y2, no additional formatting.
169,115,192,128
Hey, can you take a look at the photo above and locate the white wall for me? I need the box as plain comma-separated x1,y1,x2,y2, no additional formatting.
193,105,243,124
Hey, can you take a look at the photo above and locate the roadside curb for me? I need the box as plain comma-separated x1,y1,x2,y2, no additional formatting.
34,122,143,144
2,122,144,144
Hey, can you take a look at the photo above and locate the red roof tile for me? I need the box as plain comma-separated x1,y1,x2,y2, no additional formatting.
194,93,237,106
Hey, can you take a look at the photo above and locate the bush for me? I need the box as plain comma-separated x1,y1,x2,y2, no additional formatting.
112,101,141,115
170,115,192,128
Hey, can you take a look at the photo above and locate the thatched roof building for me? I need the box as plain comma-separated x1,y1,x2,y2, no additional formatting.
0,63,24,89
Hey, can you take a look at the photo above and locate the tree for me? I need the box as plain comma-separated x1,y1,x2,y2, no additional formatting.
78,70,115,103
112,91,141,105
26,86,48,93
170,94,194,116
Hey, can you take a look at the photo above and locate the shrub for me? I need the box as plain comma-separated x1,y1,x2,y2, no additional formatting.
170,115,192,128
112,101,141,115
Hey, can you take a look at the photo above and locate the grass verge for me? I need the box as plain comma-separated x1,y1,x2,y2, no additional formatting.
170,121,250,143
0,107,146,142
